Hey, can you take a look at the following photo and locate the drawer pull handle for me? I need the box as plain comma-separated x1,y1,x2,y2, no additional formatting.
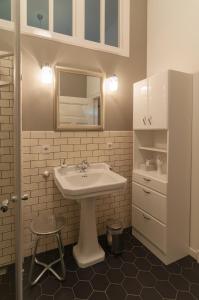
142,117,147,125
143,189,151,194
143,178,151,182
143,214,151,221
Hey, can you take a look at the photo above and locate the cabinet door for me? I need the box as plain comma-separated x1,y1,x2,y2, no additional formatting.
133,79,148,129
148,72,168,129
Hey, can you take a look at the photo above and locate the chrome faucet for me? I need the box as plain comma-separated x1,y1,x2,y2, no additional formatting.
77,160,90,172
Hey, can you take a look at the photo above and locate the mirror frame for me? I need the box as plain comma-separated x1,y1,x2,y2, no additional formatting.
55,65,105,131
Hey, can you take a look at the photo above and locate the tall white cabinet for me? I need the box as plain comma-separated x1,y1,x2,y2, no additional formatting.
132,70,193,265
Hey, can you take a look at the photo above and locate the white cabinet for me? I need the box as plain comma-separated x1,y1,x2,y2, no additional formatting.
133,79,148,129
132,70,193,265
133,71,168,130
148,72,168,129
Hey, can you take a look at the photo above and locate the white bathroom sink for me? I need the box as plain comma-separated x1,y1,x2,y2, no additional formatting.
54,163,127,200
53,162,127,268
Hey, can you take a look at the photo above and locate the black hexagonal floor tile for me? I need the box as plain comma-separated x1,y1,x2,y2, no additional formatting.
121,251,135,262
89,291,108,300
169,274,189,290
141,288,162,300
177,256,195,269
155,280,177,299
41,277,60,295
62,271,78,287
93,261,109,274
38,296,53,300
121,263,138,277
123,231,133,242
183,267,199,284
38,295,54,300
73,281,92,299
133,247,148,258
24,284,42,300
54,288,74,300
165,262,182,274
132,237,142,246
124,240,134,250
151,266,169,280
122,277,142,295
77,267,94,280
137,271,156,287
190,283,199,299
146,253,162,266
135,258,151,271
107,255,123,268
176,291,195,300
22,230,199,300
106,284,126,300
126,296,141,300
91,274,109,291
107,269,124,283
64,257,79,271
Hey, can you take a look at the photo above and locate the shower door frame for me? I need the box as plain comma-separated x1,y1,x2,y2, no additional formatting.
14,0,23,299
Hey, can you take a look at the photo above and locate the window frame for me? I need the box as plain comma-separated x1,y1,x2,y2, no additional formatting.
0,0,130,57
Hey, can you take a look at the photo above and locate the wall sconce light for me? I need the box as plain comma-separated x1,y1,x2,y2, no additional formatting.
105,75,119,93
41,64,53,84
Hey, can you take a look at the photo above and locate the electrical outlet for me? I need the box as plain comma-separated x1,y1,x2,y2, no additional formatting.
107,142,113,149
42,145,50,154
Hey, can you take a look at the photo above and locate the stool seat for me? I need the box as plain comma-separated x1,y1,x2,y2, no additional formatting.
31,215,66,235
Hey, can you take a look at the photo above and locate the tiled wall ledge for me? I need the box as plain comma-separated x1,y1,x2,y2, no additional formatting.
22,131,133,258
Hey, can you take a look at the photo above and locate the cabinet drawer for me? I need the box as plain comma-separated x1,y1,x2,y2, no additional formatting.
133,172,167,195
132,205,167,253
132,182,167,223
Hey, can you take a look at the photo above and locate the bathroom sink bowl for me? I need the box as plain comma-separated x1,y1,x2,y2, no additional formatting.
53,163,127,269
54,163,127,200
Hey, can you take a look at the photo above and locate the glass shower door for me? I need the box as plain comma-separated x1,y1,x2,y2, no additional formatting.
0,50,16,300
0,0,23,299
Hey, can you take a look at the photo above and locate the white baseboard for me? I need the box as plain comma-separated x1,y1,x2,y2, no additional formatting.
189,247,199,262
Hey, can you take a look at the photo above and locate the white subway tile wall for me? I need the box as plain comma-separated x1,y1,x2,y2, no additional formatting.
22,131,133,258
0,56,15,266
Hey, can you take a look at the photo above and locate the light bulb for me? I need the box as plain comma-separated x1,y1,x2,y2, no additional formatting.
41,65,53,84
105,75,118,93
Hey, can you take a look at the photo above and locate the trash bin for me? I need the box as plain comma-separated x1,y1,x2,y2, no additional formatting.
106,219,123,255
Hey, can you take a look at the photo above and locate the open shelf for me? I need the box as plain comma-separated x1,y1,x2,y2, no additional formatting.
0,52,13,59
0,80,11,87
133,168,168,183
139,146,167,153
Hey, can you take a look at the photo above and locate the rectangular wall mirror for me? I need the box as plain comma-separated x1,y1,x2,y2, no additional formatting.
55,66,104,130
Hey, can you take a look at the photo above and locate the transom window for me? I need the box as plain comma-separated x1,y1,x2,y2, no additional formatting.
0,0,130,56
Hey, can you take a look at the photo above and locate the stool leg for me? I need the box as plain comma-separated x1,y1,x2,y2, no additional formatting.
59,231,65,254
56,232,66,280
29,235,39,286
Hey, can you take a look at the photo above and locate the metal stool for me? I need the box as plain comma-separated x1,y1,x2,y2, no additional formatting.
29,215,66,286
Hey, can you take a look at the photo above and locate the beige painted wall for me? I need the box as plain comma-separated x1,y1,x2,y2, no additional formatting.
147,0,199,256
147,0,199,76
20,0,147,131
0,0,147,131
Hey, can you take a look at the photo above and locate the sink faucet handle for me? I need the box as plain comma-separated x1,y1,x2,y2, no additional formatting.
82,160,89,166
61,158,67,168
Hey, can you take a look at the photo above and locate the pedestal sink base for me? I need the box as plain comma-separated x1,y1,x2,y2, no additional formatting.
73,198,105,268
73,244,105,268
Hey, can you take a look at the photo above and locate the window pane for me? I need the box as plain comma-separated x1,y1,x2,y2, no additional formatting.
27,0,49,30
105,0,119,47
0,0,11,21
54,0,72,36
85,0,100,43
